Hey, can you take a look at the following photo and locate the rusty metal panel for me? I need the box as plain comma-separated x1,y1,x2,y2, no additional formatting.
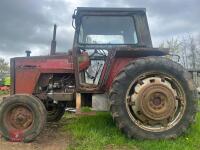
105,58,135,90
14,56,73,71
15,68,40,94
134,13,152,48
47,93,74,101
13,55,74,94
10,58,15,95
114,47,169,57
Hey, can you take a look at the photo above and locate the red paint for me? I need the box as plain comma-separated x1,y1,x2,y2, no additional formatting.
105,58,135,89
14,54,90,94
13,52,135,94
0,86,9,91
15,69,40,94
9,130,23,142
15,55,73,71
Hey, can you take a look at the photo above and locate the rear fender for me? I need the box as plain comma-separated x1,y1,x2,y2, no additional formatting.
104,48,169,90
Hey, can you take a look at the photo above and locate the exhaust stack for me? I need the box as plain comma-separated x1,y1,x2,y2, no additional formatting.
25,50,31,57
50,24,57,55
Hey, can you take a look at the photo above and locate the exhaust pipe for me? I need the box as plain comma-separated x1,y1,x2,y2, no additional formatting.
50,24,57,55
25,50,31,57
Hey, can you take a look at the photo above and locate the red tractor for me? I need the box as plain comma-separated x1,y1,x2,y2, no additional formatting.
0,7,197,142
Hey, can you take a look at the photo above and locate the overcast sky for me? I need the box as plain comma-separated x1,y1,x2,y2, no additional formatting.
0,0,199,61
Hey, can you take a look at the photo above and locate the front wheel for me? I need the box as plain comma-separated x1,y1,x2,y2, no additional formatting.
0,94,47,142
109,57,197,139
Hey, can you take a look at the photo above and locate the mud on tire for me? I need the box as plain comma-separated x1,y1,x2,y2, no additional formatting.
109,57,197,139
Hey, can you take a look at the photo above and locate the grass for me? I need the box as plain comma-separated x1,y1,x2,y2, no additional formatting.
0,90,9,95
81,107,92,112
0,90,198,149
62,111,200,150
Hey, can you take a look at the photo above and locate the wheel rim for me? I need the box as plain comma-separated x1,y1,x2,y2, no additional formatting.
4,104,33,131
126,72,186,132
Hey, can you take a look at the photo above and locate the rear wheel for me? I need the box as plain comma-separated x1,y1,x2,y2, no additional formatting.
109,57,197,139
0,94,46,142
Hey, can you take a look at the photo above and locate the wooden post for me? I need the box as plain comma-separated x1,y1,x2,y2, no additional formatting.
76,93,81,114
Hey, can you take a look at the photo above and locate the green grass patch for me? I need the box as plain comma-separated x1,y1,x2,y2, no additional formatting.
0,90,9,95
62,112,200,150
81,107,92,112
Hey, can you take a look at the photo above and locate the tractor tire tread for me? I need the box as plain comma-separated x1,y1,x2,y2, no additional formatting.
109,57,197,140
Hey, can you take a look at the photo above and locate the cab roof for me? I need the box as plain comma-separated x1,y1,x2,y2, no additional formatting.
76,7,146,13
75,7,147,19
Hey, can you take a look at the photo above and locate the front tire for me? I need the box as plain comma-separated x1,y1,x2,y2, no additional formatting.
0,94,47,142
109,57,197,139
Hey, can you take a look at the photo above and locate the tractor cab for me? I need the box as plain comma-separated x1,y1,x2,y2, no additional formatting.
72,7,154,92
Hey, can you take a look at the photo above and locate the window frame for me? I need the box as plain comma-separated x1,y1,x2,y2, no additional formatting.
77,15,139,45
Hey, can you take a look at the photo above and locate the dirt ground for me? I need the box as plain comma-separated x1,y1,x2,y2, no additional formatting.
0,95,70,150
0,123,70,150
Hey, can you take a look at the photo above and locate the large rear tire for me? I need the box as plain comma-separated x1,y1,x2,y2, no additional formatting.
109,57,197,139
0,94,47,142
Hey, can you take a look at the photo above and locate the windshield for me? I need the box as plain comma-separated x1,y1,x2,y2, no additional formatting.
78,16,138,44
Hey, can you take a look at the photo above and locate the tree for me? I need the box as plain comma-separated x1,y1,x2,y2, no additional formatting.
187,36,198,69
159,38,181,62
0,58,9,73
179,36,189,68
160,34,200,70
